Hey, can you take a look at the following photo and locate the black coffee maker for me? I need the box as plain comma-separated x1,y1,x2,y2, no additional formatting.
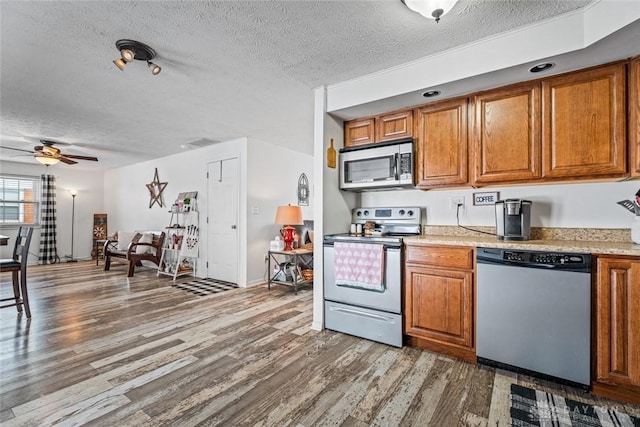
495,199,532,241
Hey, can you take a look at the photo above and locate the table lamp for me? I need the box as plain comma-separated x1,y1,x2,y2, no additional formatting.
275,204,303,251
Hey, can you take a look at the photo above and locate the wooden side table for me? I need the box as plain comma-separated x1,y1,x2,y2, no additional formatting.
267,248,313,294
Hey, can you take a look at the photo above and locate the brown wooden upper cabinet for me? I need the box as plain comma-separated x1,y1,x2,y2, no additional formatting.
344,117,375,147
376,109,413,142
471,83,541,185
415,98,469,189
344,110,413,147
542,63,627,179
630,57,640,178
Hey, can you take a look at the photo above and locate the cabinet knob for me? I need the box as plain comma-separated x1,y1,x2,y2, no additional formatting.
231,225,237,230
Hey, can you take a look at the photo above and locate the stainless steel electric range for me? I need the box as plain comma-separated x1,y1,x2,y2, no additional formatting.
323,206,421,347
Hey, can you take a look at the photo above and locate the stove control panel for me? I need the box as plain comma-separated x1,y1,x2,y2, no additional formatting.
353,206,421,223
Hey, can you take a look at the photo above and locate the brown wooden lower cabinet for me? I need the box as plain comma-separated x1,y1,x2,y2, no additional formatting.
404,244,475,362
592,255,640,405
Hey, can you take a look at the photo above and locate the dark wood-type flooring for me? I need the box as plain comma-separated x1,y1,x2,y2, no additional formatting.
1,261,638,426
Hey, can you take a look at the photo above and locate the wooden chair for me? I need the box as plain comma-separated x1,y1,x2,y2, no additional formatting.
104,231,165,277
0,226,34,318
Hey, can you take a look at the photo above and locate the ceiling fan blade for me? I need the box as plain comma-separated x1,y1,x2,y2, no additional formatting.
58,156,78,165
62,154,98,161
1,146,35,154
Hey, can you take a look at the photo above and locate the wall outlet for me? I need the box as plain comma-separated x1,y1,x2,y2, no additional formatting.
450,196,465,211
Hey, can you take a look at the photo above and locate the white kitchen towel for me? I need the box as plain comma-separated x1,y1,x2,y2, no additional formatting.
334,242,385,292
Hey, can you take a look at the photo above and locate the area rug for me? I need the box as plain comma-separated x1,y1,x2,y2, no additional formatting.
171,278,238,296
510,384,639,426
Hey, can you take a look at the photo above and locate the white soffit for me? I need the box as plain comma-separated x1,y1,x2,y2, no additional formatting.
326,1,640,115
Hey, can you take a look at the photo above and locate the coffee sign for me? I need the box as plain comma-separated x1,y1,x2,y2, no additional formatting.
473,192,499,206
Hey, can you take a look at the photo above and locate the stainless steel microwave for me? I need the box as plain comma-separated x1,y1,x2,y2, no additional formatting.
339,138,414,191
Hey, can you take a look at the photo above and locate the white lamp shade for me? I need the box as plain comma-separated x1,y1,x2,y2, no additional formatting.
35,155,60,165
403,0,458,20
274,205,303,226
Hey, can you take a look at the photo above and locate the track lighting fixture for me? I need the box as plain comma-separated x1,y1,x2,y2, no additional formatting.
147,60,161,75
113,57,127,71
113,39,161,75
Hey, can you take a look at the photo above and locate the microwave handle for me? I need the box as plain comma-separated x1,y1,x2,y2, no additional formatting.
394,153,399,180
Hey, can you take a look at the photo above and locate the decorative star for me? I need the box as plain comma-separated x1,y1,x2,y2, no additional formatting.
146,168,168,209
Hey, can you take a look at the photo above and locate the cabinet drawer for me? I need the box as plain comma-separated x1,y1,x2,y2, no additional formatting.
405,245,474,270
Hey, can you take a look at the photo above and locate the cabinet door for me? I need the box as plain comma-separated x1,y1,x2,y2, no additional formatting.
542,63,627,179
594,257,640,387
344,117,375,147
404,264,473,348
630,57,640,178
415,98,469,188
377,109,413,142
472,83,541,185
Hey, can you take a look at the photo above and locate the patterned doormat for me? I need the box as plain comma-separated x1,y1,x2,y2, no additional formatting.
510,384,639,426
171,278,238,296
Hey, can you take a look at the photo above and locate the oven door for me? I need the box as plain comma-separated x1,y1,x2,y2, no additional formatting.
323,243,401,314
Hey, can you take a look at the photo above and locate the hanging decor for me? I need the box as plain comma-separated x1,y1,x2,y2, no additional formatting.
297,173,309,206
146,168,168,208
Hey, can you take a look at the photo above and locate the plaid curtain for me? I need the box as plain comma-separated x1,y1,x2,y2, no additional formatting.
39,174,59,264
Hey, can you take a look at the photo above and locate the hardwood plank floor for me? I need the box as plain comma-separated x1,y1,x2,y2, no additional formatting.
1,261,638,426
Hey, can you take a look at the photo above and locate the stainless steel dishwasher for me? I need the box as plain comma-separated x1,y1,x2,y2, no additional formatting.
476,247,592,388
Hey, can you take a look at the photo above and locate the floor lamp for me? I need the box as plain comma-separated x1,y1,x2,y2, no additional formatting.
68,190,78,263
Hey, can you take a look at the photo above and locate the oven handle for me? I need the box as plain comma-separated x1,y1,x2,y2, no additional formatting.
324,243,402,250
328,306,396,323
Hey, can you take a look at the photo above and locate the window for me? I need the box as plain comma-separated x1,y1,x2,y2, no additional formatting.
0,175,39,226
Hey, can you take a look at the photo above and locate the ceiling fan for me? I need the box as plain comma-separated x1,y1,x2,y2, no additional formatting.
2,140,99,165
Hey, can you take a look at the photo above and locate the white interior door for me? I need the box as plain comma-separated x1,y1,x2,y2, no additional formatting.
207,157,239,283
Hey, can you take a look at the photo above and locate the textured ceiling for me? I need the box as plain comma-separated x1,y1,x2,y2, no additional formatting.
0,0,599,170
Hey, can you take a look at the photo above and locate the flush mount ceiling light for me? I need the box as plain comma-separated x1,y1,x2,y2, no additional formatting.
113,39,161,75
529,62,555,73
401,0,459,23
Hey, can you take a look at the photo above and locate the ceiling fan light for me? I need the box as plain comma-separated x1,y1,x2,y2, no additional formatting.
402,0,459,22
120,48,135,62
147,61,161,75
35,155,60,165
42,146,59,156
113,57,127,71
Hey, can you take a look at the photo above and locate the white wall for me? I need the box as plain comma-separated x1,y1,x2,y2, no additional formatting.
0,161,104,263
103,137,313,286
361,181,639,232
246,139,314,285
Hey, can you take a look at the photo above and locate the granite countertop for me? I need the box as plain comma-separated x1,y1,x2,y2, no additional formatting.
404,227,640,257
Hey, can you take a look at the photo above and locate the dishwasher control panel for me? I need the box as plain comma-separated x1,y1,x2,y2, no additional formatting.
477,248,591,272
